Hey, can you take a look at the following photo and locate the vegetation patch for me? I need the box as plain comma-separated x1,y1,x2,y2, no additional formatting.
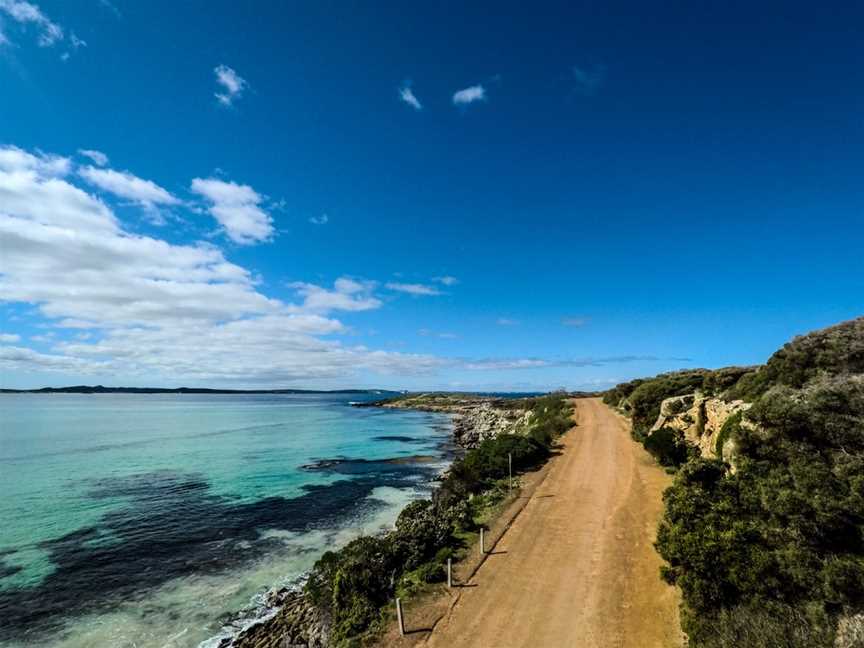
607,317,864,647
643,427,694,468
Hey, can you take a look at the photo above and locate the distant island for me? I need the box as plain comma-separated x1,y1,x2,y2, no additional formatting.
0,385,405,395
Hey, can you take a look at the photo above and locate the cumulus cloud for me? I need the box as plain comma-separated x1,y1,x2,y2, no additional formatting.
0,0,62,47
0,145,70,176
78,149,109,167
79,166,181,217
289,278,382,313
190,177,274,245
0,145,448,384
0,332,21,342
452,84,486,106
433,275,458,286
213,64,246,107
399,84,422,110
309,213,328,225
385,282,442,296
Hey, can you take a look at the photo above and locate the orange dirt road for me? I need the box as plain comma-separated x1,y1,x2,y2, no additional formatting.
425,398,682,648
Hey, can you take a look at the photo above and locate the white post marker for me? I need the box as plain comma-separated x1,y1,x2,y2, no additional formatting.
480,527,485,555
508,452,513,491
396,597,405,636
447,557,452,588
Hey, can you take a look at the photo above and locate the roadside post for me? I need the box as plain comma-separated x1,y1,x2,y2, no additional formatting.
480,528,485,555
447,557,452,587
396,597,405,636
508,452,512,491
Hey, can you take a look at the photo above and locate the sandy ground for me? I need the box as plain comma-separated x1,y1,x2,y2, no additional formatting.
384,397,682,648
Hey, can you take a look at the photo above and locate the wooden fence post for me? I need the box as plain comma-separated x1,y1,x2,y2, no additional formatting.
396,597,405,636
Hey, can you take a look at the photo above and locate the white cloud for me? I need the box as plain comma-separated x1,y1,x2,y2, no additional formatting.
309,213,329,225
452,84,486,106
0,145,447,385
385,282,442,296
496,318,519,326
433,275,458,286
463,358,549,370
0,145,70,176
79,166,181,215
289,278,381,313
214,64,246,107
399,84,422,110
0,0,63,47
190,177,274,245
0,332,21,342
78,149,109,166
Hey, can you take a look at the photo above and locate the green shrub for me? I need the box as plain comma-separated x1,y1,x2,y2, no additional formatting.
729,318,864,400
643,427,693,467
714,411,743,461
655,376,864,646
305,535,400,643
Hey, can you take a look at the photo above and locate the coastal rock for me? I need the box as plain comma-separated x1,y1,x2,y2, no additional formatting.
230,590,328,648
367,394,532,449
649,393,752,460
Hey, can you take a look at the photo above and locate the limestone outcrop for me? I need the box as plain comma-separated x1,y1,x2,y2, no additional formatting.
368,394,533,448
649,392,752,461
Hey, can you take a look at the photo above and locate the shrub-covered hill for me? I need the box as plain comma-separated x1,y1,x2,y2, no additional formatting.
604,316,864,648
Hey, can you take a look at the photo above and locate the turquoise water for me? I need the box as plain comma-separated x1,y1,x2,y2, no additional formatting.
0,393,453,647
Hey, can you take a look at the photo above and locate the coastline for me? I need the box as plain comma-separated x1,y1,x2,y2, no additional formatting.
214,395,535,648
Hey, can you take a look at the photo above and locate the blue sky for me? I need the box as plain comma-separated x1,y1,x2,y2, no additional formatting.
0,0,862,391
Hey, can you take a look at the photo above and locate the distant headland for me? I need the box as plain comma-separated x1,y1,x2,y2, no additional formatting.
0,385,404,395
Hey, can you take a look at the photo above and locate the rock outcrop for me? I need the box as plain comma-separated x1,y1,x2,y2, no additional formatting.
227,589,328,648
649,392,752,460
370,394,532,448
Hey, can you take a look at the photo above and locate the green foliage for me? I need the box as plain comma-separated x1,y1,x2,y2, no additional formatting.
463,435,548,482
683,602,836,648
606,318,864,644
305,535,400,643
643,427,694,467
729,318,864,400
700,366,757,396
655,376,864,645
714,411,743,461
602,378,645,409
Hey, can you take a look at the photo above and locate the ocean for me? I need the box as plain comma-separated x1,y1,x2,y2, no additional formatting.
0,393,454,647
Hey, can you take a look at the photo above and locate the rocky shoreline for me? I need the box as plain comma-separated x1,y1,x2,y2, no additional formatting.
356,393,533,448
220,394,531,648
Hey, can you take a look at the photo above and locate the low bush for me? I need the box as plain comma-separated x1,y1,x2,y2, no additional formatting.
655,377,864,646
643,427,693,467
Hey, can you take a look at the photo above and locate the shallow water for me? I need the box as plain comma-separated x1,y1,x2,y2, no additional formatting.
0,393,453,647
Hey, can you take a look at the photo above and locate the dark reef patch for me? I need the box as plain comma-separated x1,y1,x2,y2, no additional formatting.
371,435,426,443
0,465,433,642
0,560,22,580
299,455,440,476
